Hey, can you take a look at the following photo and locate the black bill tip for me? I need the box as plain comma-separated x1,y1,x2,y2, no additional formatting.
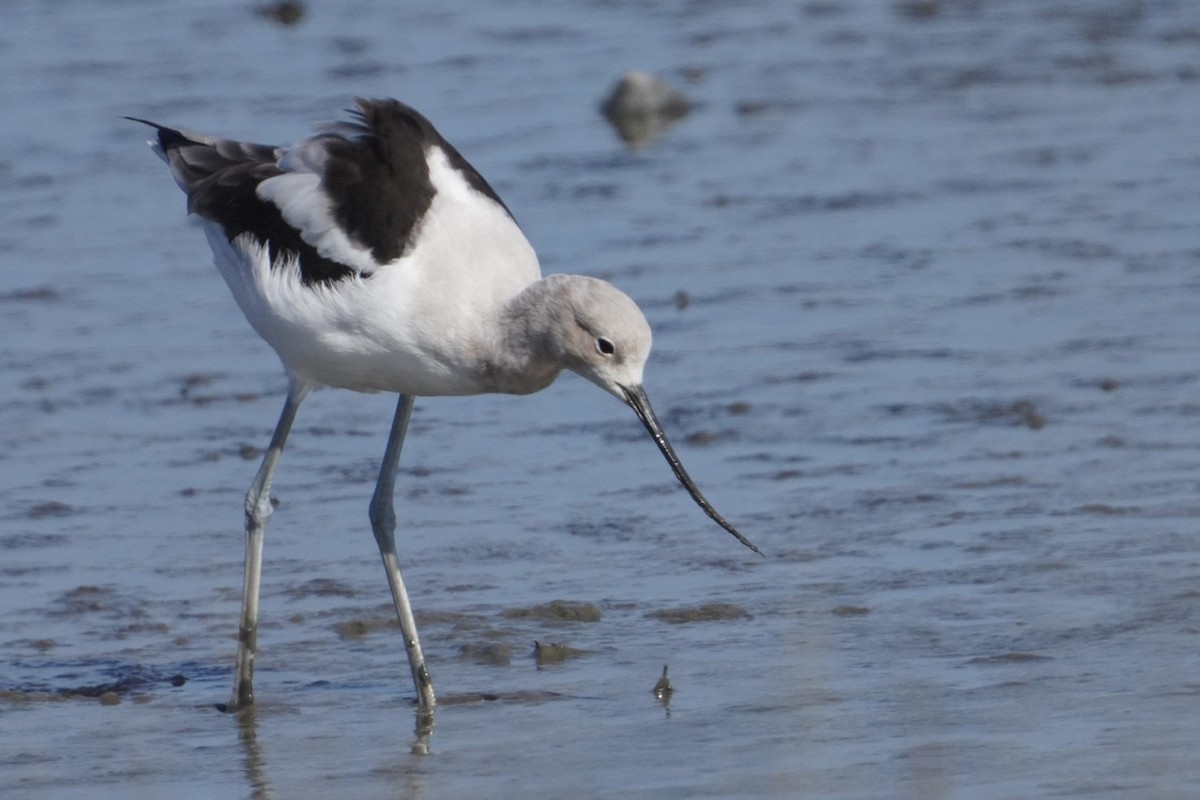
622,385,763,557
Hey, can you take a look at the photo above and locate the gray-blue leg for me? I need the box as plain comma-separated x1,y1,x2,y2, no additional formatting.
369,394,436,710
227,383,309,712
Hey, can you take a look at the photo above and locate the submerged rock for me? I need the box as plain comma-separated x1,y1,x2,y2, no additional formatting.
647,603,749,624
532,640,587,665
502,600,602,623
600,72,690,150
458,642,513,667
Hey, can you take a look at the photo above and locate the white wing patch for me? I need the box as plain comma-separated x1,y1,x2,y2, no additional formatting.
255,138,382,275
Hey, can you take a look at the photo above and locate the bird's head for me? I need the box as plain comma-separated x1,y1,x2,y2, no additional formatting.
546,275,652,399
538,274,761,556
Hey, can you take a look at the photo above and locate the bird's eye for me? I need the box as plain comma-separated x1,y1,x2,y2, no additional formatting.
596,337,616,356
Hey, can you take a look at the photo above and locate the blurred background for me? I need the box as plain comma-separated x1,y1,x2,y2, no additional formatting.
2,1,1198,798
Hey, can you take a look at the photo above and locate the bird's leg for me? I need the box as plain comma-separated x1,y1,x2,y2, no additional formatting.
369,394,437,710
226,383,309,713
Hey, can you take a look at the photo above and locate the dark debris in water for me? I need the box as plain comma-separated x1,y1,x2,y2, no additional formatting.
1,531,70,549
0,285,60,302
416,609,492,630
284,577,357,600
1007,237,1117,261
458,643,513,667
1075,503,1141,516
894,0,942,21
564,518,650,545
9,638,58,652
734,98,807,117
0,688,71,705
904,398,1047,430
255,0,306,26
179,371,219,394
45,586,172,639
953,474,1029,490
647,603,749,624
987,400,1045,430
763,370,833,386
968,652,1052,665
652,665,673,701
684,429,738,446
532,641,587,666
706,190,920,217
1,664,190,704
171,373,264,408
26,500,75,519
831,605,871,617
437,689,566,706
502,600,602,623
444,582,499,593
339,608,492,640
174,373,267,408
52,585,125,616
332,616,396,640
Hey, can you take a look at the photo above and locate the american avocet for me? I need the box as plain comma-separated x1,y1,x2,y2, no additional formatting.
130,98,759,713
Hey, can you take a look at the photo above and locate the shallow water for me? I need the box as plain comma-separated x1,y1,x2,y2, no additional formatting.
2,0,1199,797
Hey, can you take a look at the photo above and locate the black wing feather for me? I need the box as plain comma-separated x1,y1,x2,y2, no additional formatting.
129,99,514,286
127,116,357,285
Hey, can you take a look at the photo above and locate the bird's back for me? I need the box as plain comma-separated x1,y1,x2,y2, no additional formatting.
136,99,542,396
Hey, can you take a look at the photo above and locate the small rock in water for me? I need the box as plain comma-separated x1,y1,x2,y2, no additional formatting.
458,642,513,667
501,600,602,622
532,640,586,665
600,72,690,150
648,603,749,624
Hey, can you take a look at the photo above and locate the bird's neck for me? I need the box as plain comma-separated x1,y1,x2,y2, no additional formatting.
479,277,569,395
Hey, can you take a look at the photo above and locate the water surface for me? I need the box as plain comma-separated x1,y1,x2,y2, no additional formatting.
2,1,1198,798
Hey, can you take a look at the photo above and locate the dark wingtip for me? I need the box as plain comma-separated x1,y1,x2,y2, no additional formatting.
123,115,190,151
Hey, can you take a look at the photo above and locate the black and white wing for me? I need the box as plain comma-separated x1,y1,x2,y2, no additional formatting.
131,98,513,286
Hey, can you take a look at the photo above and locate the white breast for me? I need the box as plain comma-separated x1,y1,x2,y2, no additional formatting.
202,146,542,397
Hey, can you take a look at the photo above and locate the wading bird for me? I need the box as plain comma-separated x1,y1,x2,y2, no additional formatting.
131,98,759,713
